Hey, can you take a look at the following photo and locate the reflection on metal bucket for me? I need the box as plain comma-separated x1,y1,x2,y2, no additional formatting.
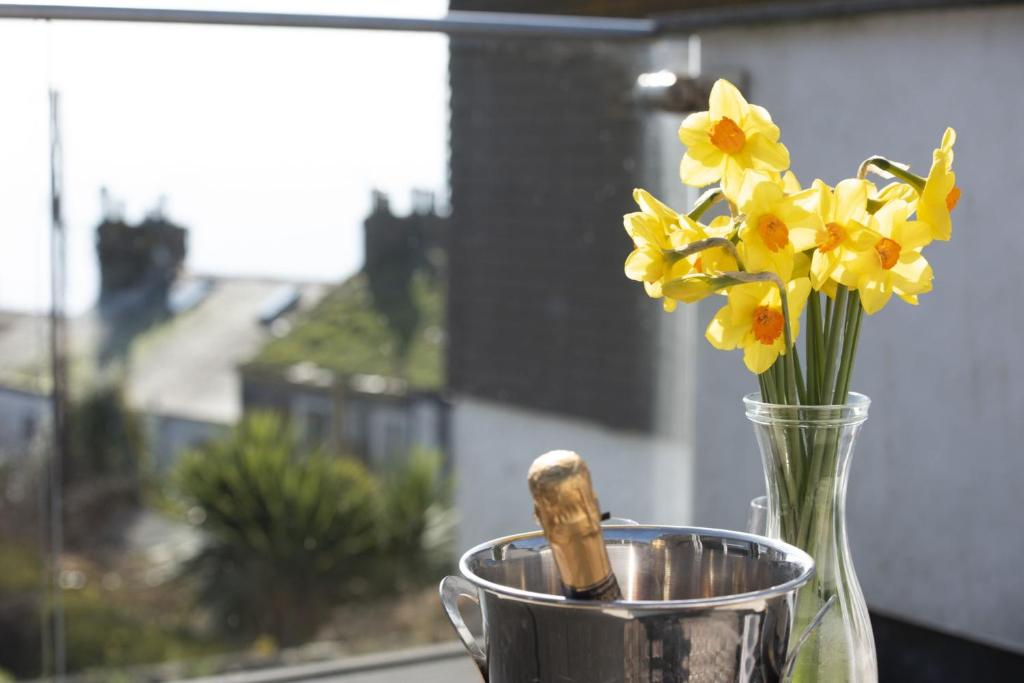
441,525,816,683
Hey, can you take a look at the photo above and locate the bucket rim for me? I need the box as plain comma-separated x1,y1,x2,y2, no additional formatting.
458,524,815,610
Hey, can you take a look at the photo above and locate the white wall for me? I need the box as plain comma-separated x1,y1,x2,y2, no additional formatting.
659,5,1024,651
452,397,687,554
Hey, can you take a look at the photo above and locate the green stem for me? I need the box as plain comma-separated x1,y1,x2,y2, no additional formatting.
806,292,823,403
857,156,925,192
773,359,785,402
832,291,862,406
686,187,726,221
820,286,848,406
823,295,833,344
776,285,800,407
816,294,828,394
792,347,807,406
797,291,864,547
833,292,864,404
665,236,739,266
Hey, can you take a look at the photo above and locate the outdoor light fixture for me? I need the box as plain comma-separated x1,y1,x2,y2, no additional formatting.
633,71,747,113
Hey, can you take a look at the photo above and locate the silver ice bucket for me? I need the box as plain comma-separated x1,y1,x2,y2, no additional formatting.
441,525,819,683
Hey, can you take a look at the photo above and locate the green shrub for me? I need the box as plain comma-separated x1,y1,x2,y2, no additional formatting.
0,540,45,677
68,382,146,484
378,448,454,586
175,412,381,645
62,588,215,675
0,538,211,679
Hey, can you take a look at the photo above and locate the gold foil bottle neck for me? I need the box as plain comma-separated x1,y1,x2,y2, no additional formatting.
528,450,613,592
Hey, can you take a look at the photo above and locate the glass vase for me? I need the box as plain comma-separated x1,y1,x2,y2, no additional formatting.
744,392,877,683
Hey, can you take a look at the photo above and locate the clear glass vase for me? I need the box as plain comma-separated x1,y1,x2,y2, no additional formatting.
745,392,877,683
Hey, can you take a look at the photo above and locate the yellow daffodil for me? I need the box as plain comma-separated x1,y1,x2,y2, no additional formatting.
781,170,802,193
793,251,837,298
806,178,876,291
624,189,687,310
736,172,821,280
657,214,741,305
870,181,917,213
677,79,790,198
706,278,811,374
917,127,959,241
834,199,933,314
688,214,739,274
624,188,736,311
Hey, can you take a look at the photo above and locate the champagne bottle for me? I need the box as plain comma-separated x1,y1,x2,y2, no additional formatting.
527,450,622,601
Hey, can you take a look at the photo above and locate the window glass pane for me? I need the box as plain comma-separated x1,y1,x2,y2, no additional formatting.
0,8,654,680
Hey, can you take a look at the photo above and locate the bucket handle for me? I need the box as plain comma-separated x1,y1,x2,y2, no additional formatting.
601,516,640,526
440,575,488,680
782,594,837,681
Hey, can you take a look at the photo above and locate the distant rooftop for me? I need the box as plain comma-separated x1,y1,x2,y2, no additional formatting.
0,275,327,424
125,275,327,423
247,271,445,393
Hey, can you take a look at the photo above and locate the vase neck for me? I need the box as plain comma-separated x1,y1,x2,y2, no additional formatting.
749,407,865,562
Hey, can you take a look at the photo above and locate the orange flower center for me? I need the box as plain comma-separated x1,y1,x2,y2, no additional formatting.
709,117,746,154
818,222,846,253
946,186,961,212
757,214,789,252
752,306,785,345
874,237,901,270
693,256,704,273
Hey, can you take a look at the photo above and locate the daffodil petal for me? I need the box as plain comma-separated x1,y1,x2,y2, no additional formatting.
873,182,917,208
890,256,933,294
743,339,779,375
858,276,892,315
833,178,870,226
894,219,932,250
746,134,790,173
625,247,662,282
746,104,781,140
786,278,812,325
633,188,679,226
788,225,820,252
706,304,744,350
941,126,956,161
721,156,749,198
709,79,747,123
680,152,723,188
705,215,735,239
782,170,802,193
678,111,712,147
809,249,835,290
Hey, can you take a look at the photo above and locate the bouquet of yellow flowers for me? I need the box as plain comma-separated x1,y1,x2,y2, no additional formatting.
625,77,957,404
622,79,959,682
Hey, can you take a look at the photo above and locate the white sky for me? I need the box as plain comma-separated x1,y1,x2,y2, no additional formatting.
0,1,449,313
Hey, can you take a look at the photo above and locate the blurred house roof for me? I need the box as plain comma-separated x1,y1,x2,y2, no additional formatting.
244,271,445,393
0,275,327,424
124,276,326,423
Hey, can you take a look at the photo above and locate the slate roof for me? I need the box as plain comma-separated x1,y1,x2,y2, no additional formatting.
124,277,326,423
0,275,327,424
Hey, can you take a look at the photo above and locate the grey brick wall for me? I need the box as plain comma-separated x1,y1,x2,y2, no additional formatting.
447,36,656,432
